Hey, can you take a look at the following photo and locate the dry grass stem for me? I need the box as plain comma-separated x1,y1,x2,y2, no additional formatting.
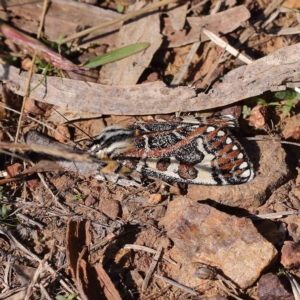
202,28,253,64
142,245,163,292
153,273,199,295
61,0,180,45
124,244,177,265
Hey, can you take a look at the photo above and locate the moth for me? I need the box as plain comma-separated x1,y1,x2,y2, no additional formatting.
89,115,254,185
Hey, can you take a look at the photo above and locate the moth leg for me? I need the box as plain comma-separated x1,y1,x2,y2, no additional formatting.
99,160,119,174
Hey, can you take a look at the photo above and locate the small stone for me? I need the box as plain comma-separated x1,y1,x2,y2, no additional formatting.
84,195,96,207
258,273,294,300
160,197,277,288
99,199,121,220
281,241,300,269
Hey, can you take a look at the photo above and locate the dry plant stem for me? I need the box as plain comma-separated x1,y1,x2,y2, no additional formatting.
215,281,243,300
186,0,209,13
235,0,284,47
0,225,76,295
202,29,253,64
37,172,68,213
24,255,48,300
0,103,76,146
248,210,300,220
14,0,50,144
246,137,300,147
285,272,300,300
0,148,26,161
200,47,226,90
0,142,95,163
61,0,179,44
14,52,37,144
39,283,52,300
142,246,163,292
141,285,171,300
124,244,177,265
153,273,198,295
0,287,27,299
37,0,49,39
171,41,201,85
16,213,44,229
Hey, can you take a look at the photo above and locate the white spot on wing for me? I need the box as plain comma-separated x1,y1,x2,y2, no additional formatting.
240,169,250,178
217,130,225,137
232,145,238,150
226,137,232,144
206,126,215,132
237,153,243,159
239,162,248,169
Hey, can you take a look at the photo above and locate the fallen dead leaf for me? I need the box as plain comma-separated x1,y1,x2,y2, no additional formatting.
248,104,269,128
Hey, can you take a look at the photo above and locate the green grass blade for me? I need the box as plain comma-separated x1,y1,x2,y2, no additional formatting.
82,42,150,68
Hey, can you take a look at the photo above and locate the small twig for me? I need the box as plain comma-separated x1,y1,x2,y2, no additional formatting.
202,29,253,64
186,0,209,14
246,137,300,147
141,285,171,300
200,47,226,90
37,171,68,213
285,272,300,300
124,244,177,265
247,210,300,220
39,283,52,300
61,0,180,44
15,213,45,230
142,246,163,292
0,225,75,295
0,103,77,146
171,41,201,85
0,142,95,163
24,255,49,300
0,287,27,299
153,273,199,296
14,52,37,144
215,281,243,300
37,0,49,39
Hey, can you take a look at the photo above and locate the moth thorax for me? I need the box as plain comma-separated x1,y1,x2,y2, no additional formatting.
91,126,135,158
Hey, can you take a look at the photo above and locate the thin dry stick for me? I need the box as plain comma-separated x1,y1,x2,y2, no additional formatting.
37,172,68,213
0,142,95,163
14,52,37,144
215,281,243,300
199,47,226,90
14,0,49,144
247,210,300,220
153,273,198,296
202,28,253,64
24,255,49,300
186,0,209,13
0,103,76,146
37,0,49,38
0,225,75,295
124,244,177,265
285,272,300,300
39,283,52,300
171,41,201,85
142,246,163,292
141,285,171,300
61,0,179,44
246,137,300,147
15,213,44,230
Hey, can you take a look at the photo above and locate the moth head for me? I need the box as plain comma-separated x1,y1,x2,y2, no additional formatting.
89,125,135,159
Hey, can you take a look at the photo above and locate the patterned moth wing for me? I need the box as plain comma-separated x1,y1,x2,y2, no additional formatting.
89,115,254,185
